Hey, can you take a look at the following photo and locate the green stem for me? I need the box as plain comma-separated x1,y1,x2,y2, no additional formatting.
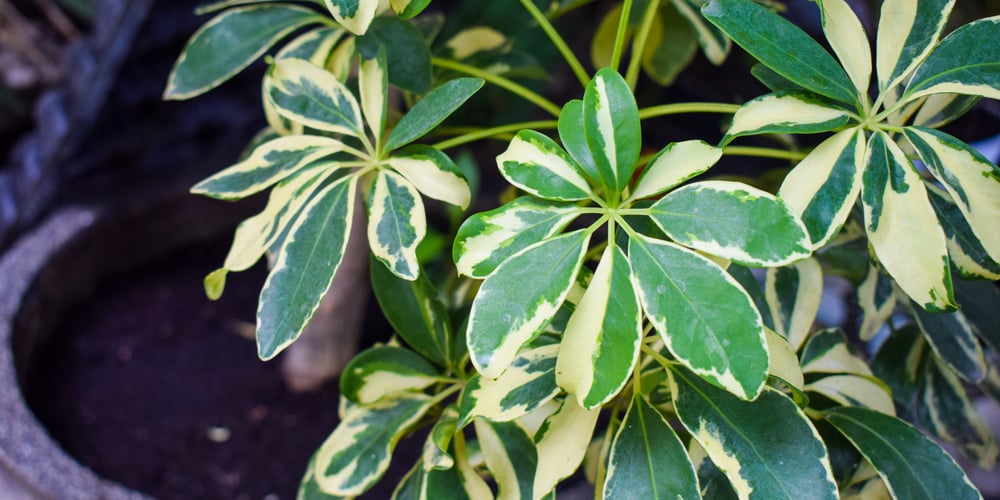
625,0,660,90
610,0,634,72
518,0,591,87
724,146,808,161
638,102,741,120
432,57,562,117
431,120,559,150
641,343,675,370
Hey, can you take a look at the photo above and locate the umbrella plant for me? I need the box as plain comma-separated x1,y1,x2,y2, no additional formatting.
167,0,1000,497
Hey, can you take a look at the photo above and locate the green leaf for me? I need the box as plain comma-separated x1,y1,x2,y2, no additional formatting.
257,176,358,359
801,328,872,377
722,92,853,146
904,127,1000,263
266,58,364,137
164,5,322,100
926,185,1000,280
496,130,593,201
298,453,345,500
453,197,580,279
641,2,698,86
904,16,1000,101
384,78,485,151
909,300,986,383
870,325,925,410
629,234,768,400
533,398,601,497
556,244,642,409
875,0,955,93
457,344,560,426
340,346,440,404
817,0,872,95
467,230,590,379
919,357,998,468
368,169,426,281
191,135,346,200
671,367,838,500
764,258,822,352
390,0,431,19
861,131,955,311
764,327,804,392
312,392,435,496
370,257,452,367
356,17,432,93
671,0,730,64
701,0,858,106
386,145,472,210
323,0,379,35
583,68,641,196
649,180,811,267
750,64,805,94
952,276,1000,353
856,265,897,341
422,406,458,471
629,140,722,201
558,99,601,186
823,406,981,500
474,420,537,500
603,394,700,499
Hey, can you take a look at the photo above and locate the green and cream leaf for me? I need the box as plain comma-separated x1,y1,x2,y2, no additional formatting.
904,16,1000,102
817,0,871,96
496,130,593,201
458,344,560,426
806,374,895,415
582,68,641,196
857,266,897,341
265,58,364,137
723,93,852,146
765,258,822,352
387,145,472,210
323,0,379,35
926,185,1000,280
919,357,999,468
340,346,440,404
359,50,388,145
368,170,425,281
909,301,986,383
629,140,721,200
474,420,538,500
801,328,873,376
875,0,955,93
532,398,601,499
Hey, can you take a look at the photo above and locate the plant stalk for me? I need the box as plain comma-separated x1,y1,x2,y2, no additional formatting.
518,0,591,87
432,58,563,117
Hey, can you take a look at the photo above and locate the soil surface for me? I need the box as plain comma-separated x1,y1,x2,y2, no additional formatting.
22,235,413,499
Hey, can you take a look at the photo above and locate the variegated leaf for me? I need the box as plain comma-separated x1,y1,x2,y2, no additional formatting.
953,277,1000,353
340,346,440,404
192,135,345,200
360,50,387,144
817,0,871,96
368,170,425,281
257,176,357,359
672,0,730,64
806,375,895,415
764,327,804,392
496,130,592,201
701,0,858,106
604,394,700,499
467,230,590,379
909,301,986,383
453,197,580,279
164,5,322,100
443,27,507,60
875,0,955,93
765,258,822,352
423,406,458,471
920,357,999,468
824,406,981,500
391,460,425,500
196,0,325,15
688,439,739,499
390,0,431,19
474,420,537,500
556,244,642,409
926,185,1000,280
384,78,484,151
323,0,379,35
583,68,641,196
629,234,768,400
629,140,722,201
558,99,600,186
904,16,1000,102
913,94,980,129
408,436,493,499
857,265,897,341
313,392,435,496
355,17,432,93
266,58,363,137
457,344,560,426
297,453,342,500
870,325,925,410
641,2,698,87
723,93,852,146
533,398,601,499
905,127,1000,263
861,131,955,311
801,328,873,377
778,128,865,248
276,26,346,66
650,180,811,267
671,367,838,500
387,145,471,209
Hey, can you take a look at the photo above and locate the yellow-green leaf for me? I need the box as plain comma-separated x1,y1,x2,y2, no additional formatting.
532,398,600,499
629,140,722,201
265,58,364,137
360,50,388,145
765,258,822,352
818,0,871,96
387,145,472,210
323,0,379,35
723,92,852,146
806,374,895,415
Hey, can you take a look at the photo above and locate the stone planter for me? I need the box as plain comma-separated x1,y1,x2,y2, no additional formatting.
0,192,253,499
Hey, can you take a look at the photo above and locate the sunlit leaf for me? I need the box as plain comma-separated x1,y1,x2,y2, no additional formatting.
765,258,822,351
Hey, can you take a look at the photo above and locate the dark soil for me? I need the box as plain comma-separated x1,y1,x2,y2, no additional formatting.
22,235,413,499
